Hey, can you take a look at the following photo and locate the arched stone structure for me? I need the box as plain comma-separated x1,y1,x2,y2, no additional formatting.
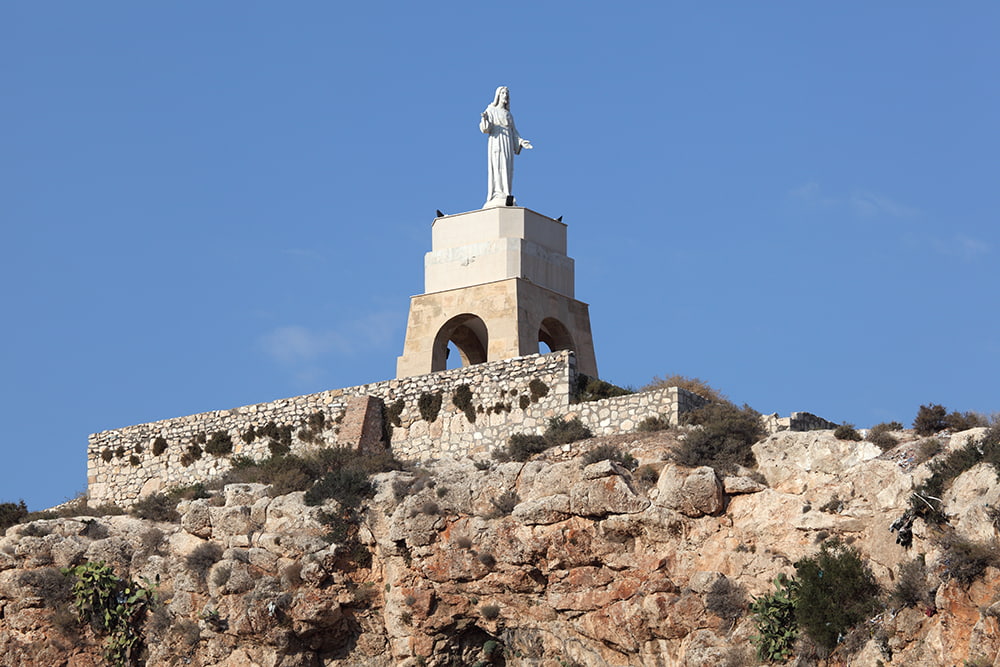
538,317,574,354
432,314,488,372
397,207,597,378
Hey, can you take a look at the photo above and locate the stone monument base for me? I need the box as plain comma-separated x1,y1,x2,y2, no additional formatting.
396,277,597,379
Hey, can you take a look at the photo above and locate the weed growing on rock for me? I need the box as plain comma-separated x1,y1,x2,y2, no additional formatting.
418,391,443,422
151,436,168,456
187,542,223,584
528,379,549,402
19,566,73,605
306,468,373,507
181,443,202,466
452,384,476,423
488,490,520,517
385,399,405,428
204,431,233,456
706,576,748,630
480,603,500,620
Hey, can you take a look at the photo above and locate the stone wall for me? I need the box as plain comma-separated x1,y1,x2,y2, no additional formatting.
569,386,707,436
761,410,839,434
88,351,701,507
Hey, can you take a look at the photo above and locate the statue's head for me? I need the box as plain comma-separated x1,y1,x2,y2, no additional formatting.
492,86,510,109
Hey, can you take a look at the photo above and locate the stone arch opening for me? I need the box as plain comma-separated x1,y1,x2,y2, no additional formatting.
538,317,575,355
432,314,488,372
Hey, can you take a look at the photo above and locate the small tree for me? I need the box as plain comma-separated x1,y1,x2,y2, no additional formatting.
793,539,880,651
913,404,949,436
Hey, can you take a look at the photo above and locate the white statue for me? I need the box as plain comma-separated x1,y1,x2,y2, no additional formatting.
480,86,532,208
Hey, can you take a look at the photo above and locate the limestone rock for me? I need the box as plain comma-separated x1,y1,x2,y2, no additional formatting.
570,475,650,517
722,475,765,494
512,494,572,525
181,499,213,538
656,464,723,517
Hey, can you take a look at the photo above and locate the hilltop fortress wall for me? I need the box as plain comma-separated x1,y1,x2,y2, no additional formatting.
88,351,707,507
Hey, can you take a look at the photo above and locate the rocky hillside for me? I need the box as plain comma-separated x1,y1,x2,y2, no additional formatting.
2,426,999,666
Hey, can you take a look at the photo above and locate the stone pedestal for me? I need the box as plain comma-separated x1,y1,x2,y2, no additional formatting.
397,207,597,379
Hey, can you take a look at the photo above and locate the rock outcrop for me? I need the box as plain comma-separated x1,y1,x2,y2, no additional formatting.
1,428,999,666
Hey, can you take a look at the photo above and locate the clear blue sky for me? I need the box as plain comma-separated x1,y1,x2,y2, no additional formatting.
3,3,998,510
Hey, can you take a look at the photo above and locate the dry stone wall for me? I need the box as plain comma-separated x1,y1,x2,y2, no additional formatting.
88,350,700,507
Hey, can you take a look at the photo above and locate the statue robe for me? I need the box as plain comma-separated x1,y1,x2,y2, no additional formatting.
480,104,523,207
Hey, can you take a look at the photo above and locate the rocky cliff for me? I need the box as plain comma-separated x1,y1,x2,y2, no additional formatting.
2,427,999,666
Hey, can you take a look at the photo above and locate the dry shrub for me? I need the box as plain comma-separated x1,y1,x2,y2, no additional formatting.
674,402,763,473
642,374,726,403
706,576,748,628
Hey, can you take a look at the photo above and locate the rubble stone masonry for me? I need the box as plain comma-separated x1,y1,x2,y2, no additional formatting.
88,351,704,507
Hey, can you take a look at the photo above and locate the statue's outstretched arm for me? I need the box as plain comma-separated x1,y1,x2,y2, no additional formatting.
479,111,491,134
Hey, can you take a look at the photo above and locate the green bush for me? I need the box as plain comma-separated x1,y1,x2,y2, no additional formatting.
637,415,671,432
0,500,28,531
304,468,373,507
940,535,999,586
675,402,763,473
793,539,880,651
945,411,989,432
574,375,633,402
910,432,1000,523
582,444,637,469
418,392,442,422
914,404,949,436
544,416,592,445
833,423,862,441
867,423,898,451
891,555,929,609
129,493,180,522
750,573,798,662
218,446,401,500
502,434,549,462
